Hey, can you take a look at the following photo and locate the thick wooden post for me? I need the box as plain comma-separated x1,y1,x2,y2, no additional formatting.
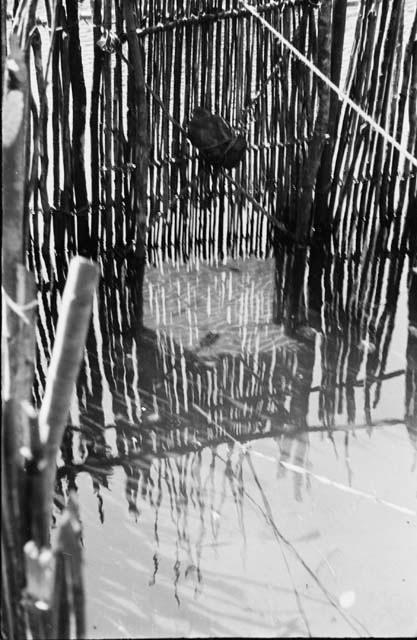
35,257,100,544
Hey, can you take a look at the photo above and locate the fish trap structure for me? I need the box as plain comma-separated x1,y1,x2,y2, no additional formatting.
4,0,416,421
13,0,415,269
7,0,416,430
3,3,417,639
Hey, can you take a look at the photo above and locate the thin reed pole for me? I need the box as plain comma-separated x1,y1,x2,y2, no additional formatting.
66,0,90,256
90,0,103,260
124,0,149,265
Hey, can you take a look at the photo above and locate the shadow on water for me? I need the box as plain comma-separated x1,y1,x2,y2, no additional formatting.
30,229,417,636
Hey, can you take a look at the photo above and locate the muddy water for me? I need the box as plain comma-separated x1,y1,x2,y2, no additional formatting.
47,255,417,638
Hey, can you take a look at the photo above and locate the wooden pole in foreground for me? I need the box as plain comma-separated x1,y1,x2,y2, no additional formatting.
38,257,100,446
20,257,99,640
34,257,100,546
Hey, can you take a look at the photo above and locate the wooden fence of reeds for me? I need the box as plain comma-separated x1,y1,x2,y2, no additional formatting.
327,1,416,428
273,0,417,424
20,0,416,535
15,0,411,264
6,0,413,339
8,0,414,349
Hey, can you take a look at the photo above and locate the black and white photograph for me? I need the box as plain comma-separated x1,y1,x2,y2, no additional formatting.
2,0,416,637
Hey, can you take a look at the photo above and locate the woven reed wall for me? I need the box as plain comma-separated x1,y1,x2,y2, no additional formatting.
12,0,413,269
139,0,315,262
21,0,416,433
21,0,327,263
19,0,415,268
270,0,417,420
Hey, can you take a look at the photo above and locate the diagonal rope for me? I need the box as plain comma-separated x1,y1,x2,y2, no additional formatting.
244,452,371,637
240,0,417,170
192,404,417,518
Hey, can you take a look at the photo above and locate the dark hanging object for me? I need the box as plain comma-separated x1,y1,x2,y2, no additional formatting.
187,107,247,170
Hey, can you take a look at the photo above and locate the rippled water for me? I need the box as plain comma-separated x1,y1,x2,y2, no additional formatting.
39,253,417,638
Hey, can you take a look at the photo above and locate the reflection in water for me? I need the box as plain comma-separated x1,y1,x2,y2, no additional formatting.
406,245,417,457
32,244,416,636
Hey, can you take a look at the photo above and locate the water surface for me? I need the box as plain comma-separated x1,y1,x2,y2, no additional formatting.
45,255,417,638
